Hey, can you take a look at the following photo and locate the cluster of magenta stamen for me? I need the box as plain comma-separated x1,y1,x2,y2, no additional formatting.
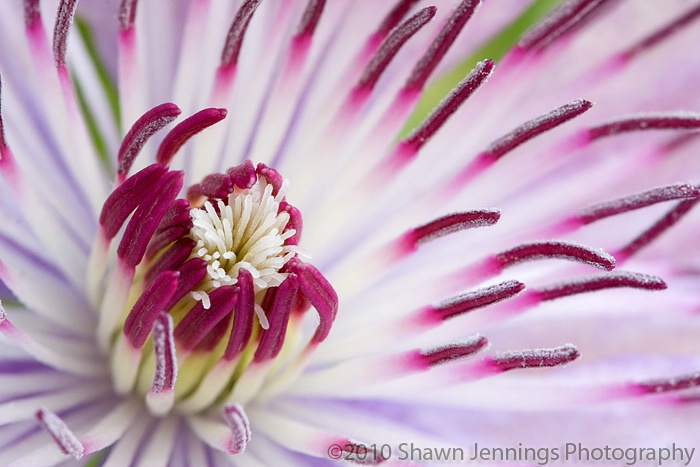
2,0,698,461
84,99,338,434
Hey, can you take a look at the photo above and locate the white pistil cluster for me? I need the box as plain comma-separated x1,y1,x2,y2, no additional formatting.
189,178,297,294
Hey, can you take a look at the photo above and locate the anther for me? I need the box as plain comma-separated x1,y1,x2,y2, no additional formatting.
357,7,437,92
574,183,700,226
187,173,234,203
119,0,138,31
616,198,700,261
123,271,179,348
255,163,284,196
220,0,263,70
163,258,208,311
156,108,228,165
479,99,593,162
586,114,700,141
295,0,326,39
174,285,239,351
151,312,177,394
289,260,338,344
492,241,615,271
402,59,494,154
405,0,482,91
488,344,580,372
100,164,169,239
118,171,184,267
254,275,299,362
117,103,181,179
145,238,196,284
223,269,255,360
223,404,251,455
23,0,41,28
532,271,666,302
516,0,611,54
376,0,422,39
425,280,526,322
228,160,257,190
416,335,489,368
36,408,84,459
401,209,500,250
630,371,700,395
53,0,78,68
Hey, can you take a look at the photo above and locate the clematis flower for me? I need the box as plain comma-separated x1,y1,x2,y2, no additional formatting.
0,0,699,465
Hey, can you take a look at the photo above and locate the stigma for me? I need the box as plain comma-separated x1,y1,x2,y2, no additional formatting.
89,105,337,418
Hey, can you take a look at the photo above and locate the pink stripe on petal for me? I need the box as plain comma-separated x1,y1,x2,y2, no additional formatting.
118,104,181,179
36,408,84,459
156,108,228,165
223,404,251,455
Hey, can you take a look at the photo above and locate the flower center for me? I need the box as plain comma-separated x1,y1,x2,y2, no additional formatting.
91,152,336,417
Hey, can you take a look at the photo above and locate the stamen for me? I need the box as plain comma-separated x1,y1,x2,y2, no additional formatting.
357,7,437,92
174,286,239,351
280,201,303,245
100,164,169,239
401,209,500,250
616,198,700,261
119,0,139,31
187,173,235,202
36,408,84,459
289,260,338,344
416,335,488,368
123,271,179,348
480,99,593,162
151,313,177,394
574,183,699,226
403,59,494,153
405,0,482,91
223,404,251,455
630,371,700,395
53,0,78,68
23,0,41,28
376,0,422,38
228,161,257,190
295,0,326,38
254,275,299,362
223,269,255,360
533,271,666,302
118,171,184,267
493,241,615,271
516,0,610,53
163,258,208,311
488,344,580,372
0,76,6,151
220,0,263,70
255,163,284,196
156,108,228,165
423,280,526,322
145,238,196,283
117,103,181,179
586,114,700,140
619,5,700,63
146,199,194,259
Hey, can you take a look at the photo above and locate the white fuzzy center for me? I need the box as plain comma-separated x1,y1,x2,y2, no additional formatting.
189,179,297,294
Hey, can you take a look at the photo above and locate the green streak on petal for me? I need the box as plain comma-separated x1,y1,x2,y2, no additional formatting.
400,0,561,137
83,451,106,467
75,18,121,126
72,74,111,170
